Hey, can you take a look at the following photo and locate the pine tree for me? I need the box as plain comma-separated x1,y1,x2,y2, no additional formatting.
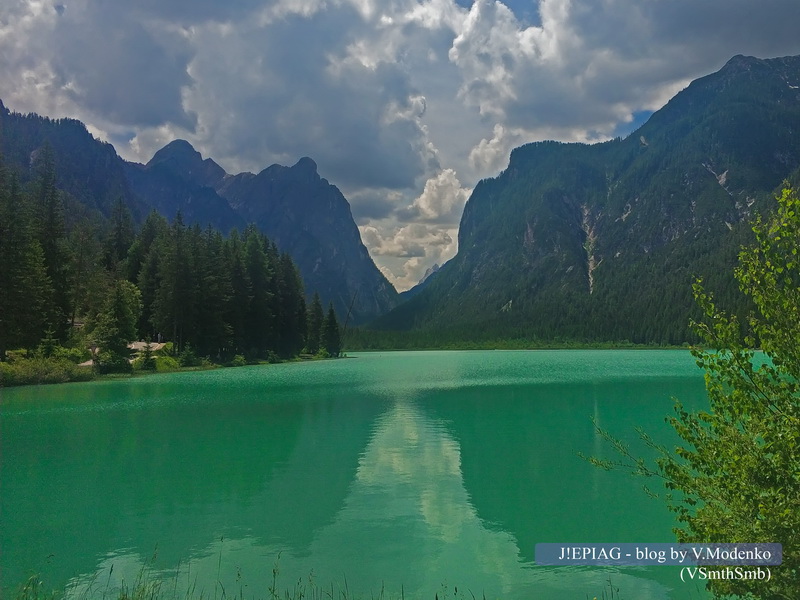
152,212,196,351
104,196,134,272
93,279,141,356
276,252,306,357
132,212,168,339
322,302,342,357
92,279,141,373
34,144,71,338
0,169,50,360
127,210,168,284
243,226,274,358
139,336,156,371
137,241,162,340
306,292,324,354
67,220,104,328
192,226,231,358
224,229,252,357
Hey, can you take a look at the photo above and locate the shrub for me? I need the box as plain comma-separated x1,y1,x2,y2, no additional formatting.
178,344,203,367
0,357,94,386
228,354,247,367
132,356,155,371
94,351,132,375
0,361,19,386
154,356,180,372
52,346,91,364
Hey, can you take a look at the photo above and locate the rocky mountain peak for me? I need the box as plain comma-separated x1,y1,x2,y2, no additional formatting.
291,156,319,181
147,139,226,188
723,54,758,71
419,263,440,285
147,139,198,167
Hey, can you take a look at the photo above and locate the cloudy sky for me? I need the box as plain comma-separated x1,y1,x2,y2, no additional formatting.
2,0,800,290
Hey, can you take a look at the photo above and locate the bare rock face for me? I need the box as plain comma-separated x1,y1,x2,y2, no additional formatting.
146,139,227,189
214,156,398,324
132,140,398,323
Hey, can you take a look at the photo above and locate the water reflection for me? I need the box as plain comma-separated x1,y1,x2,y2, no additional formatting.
307,398,526,595
61,397,675,599
2,352,709,599
1,373,382,596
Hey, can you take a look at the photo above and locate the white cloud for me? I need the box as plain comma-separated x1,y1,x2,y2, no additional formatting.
0,2,60,116
400,168,470,222
449,0,530,118
468,123,527,174
2,0,800,289
359,222,457,290
256,0,328,25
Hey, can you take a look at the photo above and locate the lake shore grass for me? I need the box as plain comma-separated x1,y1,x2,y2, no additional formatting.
9,547,630,600
0,346,342,389
11,569,482,600
11,568,625,600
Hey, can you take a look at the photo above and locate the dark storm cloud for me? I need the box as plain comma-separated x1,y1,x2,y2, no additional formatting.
124,0,266,24
50,5,195,128
183,7,437,191
348,190,400,222
4,0,800,290
643,0,800,55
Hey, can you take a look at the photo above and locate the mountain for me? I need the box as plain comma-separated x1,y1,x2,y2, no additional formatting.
374,54,800,344
143,140,398,323
123,141,244,233
147,139,226,188
0,106,398,323
419,263,441,285
0,99,147,224
398,262,441,302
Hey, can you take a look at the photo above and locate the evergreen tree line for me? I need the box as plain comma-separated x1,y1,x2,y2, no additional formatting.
0,151,342,370
127,211,342,362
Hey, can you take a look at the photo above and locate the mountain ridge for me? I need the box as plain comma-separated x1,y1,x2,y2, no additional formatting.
373,53,800,344
0,107,398,323
133,140,401,323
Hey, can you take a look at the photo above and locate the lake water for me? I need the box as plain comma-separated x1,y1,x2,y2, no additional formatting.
1,350,711,599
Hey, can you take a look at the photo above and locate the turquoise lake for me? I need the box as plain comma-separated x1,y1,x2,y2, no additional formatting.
0,350,712,599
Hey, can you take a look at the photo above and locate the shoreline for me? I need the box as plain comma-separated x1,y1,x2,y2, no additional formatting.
1,345,704,389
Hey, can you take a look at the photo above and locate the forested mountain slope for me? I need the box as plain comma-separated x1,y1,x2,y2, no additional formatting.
374,55,800,344
141,140,399,324
0,106,398,323
0,99,147,224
